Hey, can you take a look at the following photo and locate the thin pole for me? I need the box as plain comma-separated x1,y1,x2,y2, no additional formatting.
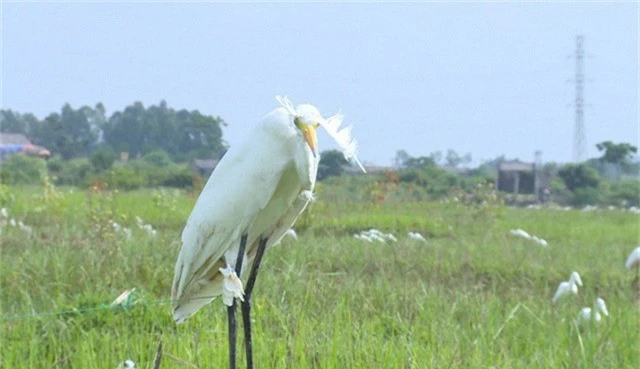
242,237,269,369
228,234,248,369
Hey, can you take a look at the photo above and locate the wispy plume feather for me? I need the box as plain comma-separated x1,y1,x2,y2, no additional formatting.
276,96,297,116
321,112,365,172
275,96,366,173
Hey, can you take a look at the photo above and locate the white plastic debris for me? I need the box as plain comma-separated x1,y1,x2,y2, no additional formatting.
116,359,136,369
111,288,136,307
219,265,245,306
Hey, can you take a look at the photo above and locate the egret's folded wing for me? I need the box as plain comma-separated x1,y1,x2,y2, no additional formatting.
172,129,293,321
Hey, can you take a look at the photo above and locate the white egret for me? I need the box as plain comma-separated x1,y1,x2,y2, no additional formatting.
576,297,609,324
552,271,583,304
171,96,363,369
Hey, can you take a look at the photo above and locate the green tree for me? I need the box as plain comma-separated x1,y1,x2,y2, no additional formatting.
317,150,348,180
0,110,39,135
429,151,443,165
102,101,227,161
557,163,601,192
445,149,472,168
102,102,146,157
28,104,99,159
394,150,436,169
596,141,638,179
394,150,411,167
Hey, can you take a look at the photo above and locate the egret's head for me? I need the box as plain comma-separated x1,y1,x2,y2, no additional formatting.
276,96,365,172
291,104,322,157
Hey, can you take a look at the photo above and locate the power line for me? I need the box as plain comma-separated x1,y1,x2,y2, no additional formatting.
573,35,586,162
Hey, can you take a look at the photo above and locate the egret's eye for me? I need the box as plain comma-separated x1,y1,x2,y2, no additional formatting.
294,116,303,129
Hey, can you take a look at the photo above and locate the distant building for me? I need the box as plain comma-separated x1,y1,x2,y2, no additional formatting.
496,160,538,196
0,133,51,161
191,159,219,177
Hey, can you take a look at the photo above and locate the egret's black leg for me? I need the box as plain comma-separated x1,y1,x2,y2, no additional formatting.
241,237,269,369
228,234,248,369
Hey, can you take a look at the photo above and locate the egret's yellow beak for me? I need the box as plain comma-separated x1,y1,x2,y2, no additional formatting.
301,123,320,157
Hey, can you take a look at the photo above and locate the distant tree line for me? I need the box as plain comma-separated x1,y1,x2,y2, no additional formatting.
0,101,227,161
1,101,638,208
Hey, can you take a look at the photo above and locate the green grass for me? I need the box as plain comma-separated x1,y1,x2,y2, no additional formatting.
1,185,639,368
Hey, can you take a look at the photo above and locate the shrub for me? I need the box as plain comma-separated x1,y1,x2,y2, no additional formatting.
142,149,173,167
0,154,47,185
103,164,145,190
47,155,64,173
56,158,92,186
607,179,640,207
90,147,118,173
558,163,601,191
570,187,601,206
162,166,198,188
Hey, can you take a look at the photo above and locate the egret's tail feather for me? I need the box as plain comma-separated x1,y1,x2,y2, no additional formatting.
172,284,222,324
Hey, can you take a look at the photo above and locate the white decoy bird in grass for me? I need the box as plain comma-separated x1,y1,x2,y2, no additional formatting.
384,233,398,242
576,297,609,324
531,236,548,247
552,271,583,304
509,228,532,240
358,229,396,242
171,96,364,369
354,233,372,242
368,234,385,242
116,359,136,369
625,246,640,270
283,228,298,241
408,231,427,242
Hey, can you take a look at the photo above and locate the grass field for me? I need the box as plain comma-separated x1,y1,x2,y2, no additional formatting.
1,184,639,368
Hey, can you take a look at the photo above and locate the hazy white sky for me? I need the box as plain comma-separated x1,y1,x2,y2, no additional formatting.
2,1,638,165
